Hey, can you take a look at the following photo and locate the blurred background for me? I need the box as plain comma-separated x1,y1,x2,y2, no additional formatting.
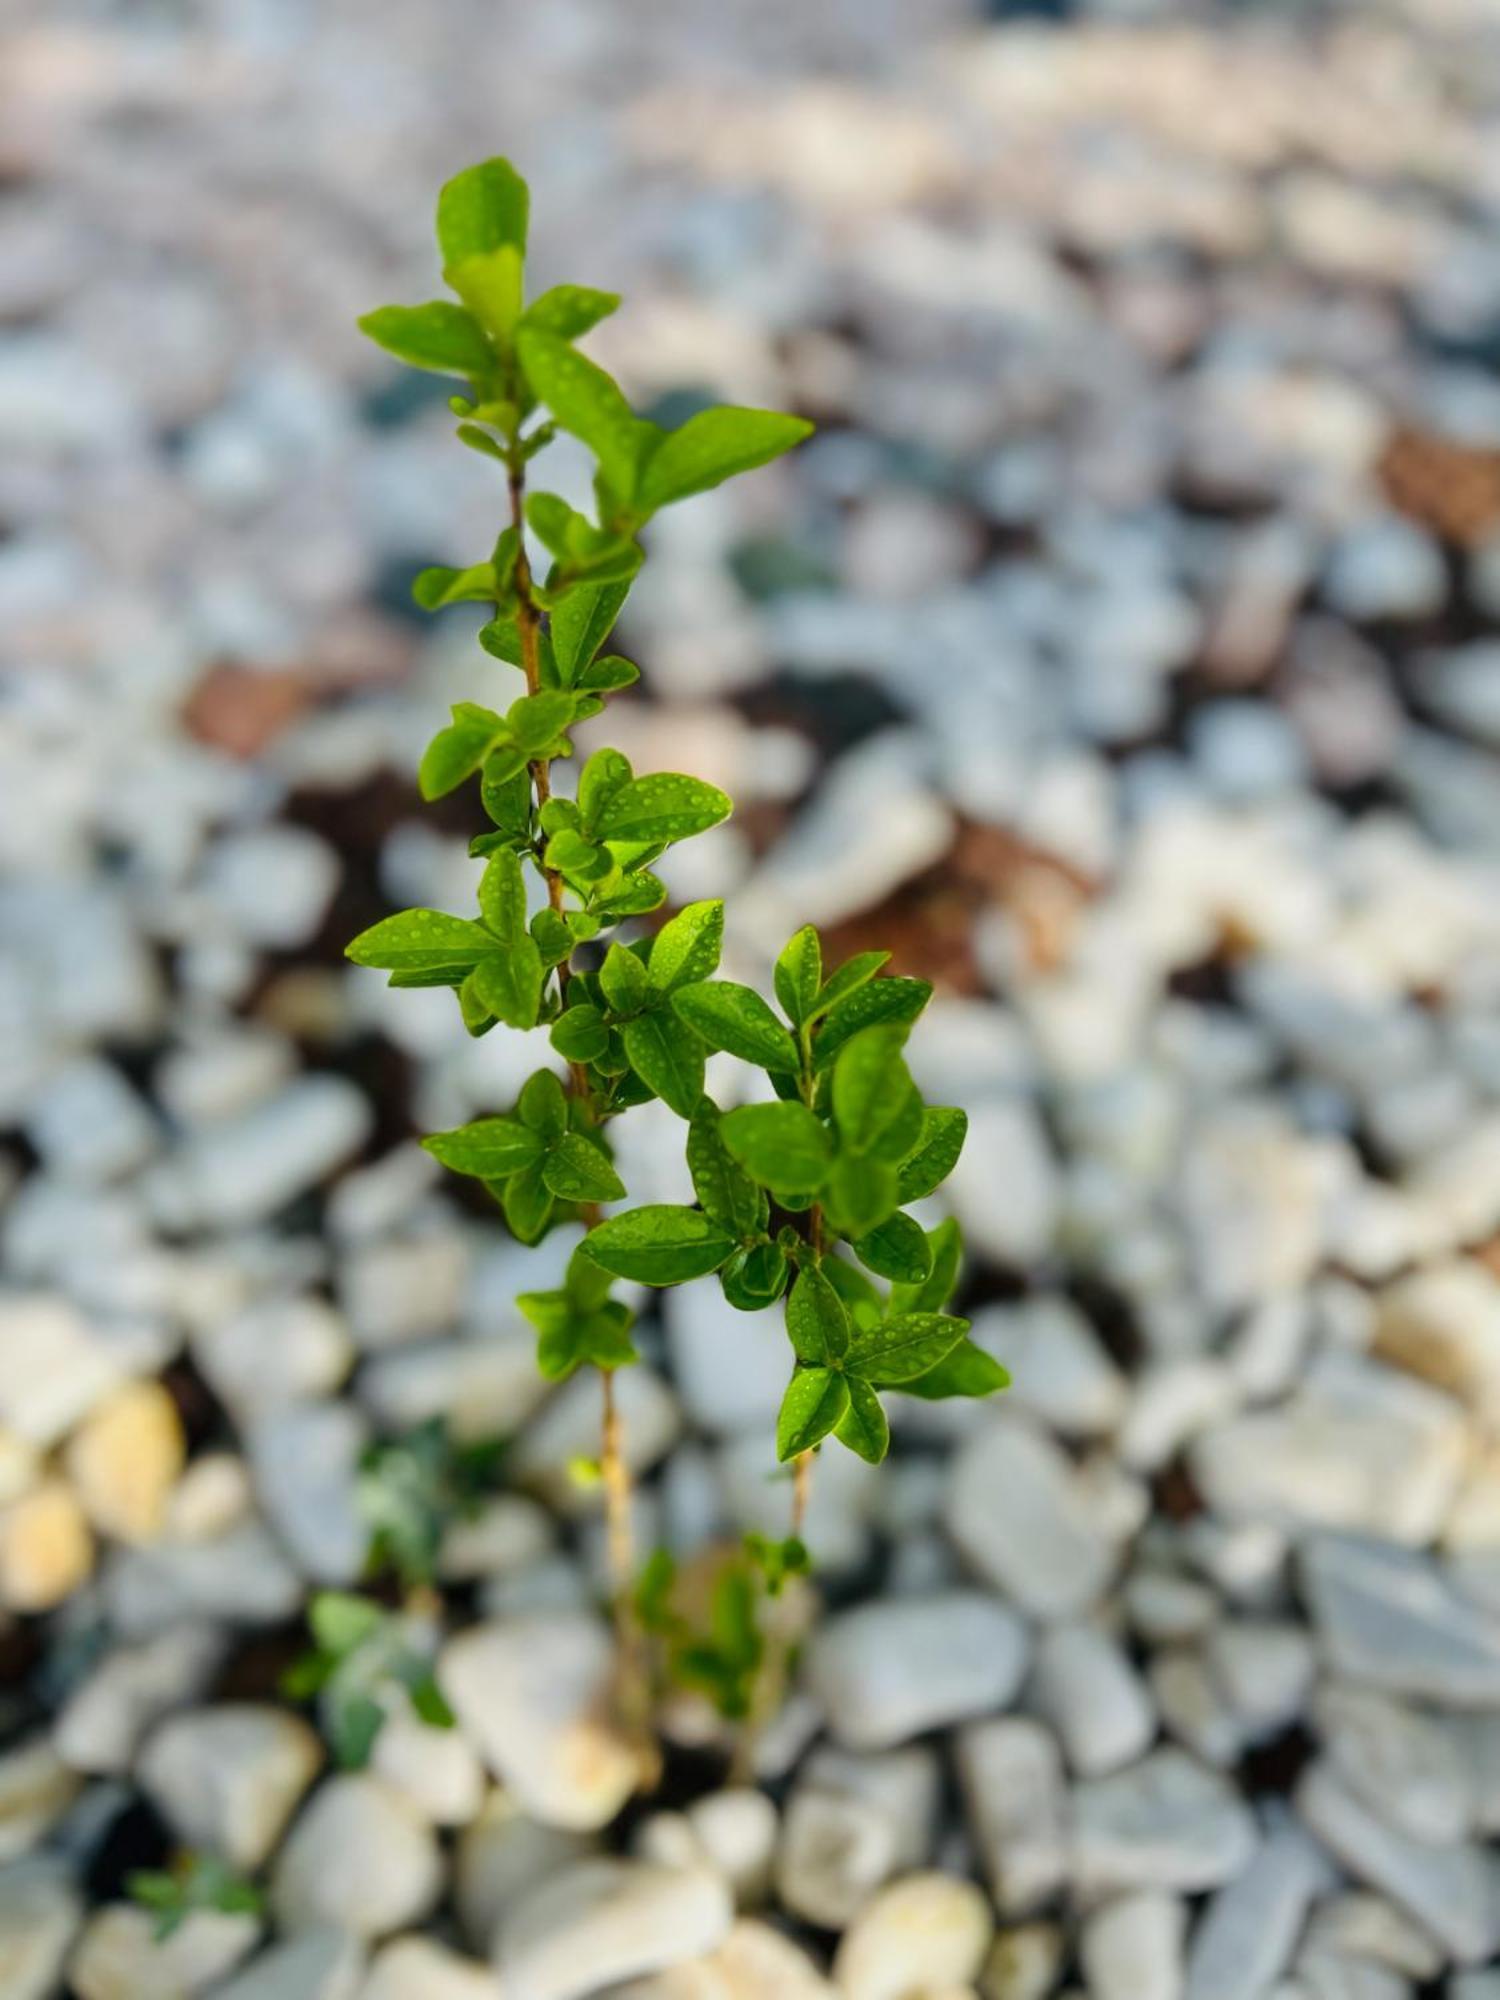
6,0,1500,1993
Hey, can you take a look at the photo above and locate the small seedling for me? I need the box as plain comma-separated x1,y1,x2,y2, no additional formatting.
350,157,1008,1769
281,1589,453,1769
126,1854,263,1941
357,1416,506,1590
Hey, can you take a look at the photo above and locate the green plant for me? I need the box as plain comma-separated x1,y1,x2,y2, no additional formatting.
357,1416,506,1591
126,1854,264,1941
281,1589,454,1769
349,157,1007,1773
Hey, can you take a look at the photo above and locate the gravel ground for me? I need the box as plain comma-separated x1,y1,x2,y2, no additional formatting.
5,0,1500,1996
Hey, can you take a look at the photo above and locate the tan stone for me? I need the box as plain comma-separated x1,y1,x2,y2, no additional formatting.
0,1479,93,1612
64,1382,185,1544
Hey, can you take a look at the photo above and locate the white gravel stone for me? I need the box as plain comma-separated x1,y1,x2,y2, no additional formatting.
247,1399,367,1584
944,1099,1060,1267
0,1739,81,1863
1029,1621,1155,1777
664,1283,788,1435
438,1613,637,1831
1072,1749,1258,1897
212,1925,366,2000
369,1700,486,1826
1302,1894,1444,1982
137,1704,322,1869
1206,1621,1316,1739
194,1297,352,1417
454,1801,596,1955
809,1591,1029,1751
1313,1681,1471,1845
977,1297,1127,1439
0,1857,82,2000
69,1903,260,2000
832,1871,994,2000
1080,1891,1185,2000
25,1059,159,1184
0,1296,126,1448
982,1922,1065,2000
338,1233,470,1350
271,1774,443,1941
1301,1534,1500,1705
494,1858,732,2000
1295,1759,1500,1965
357,1935,498,2000
145,1077,372,1231
1186,1824,1332,2000
683,1790,778,1908
777,1748,938,1929
198,824,340,948
957,1719,1068,1919
1189,1358,1466,1545
946,1414,1119,1618
103,1519,302,1635
56,1629,226,1776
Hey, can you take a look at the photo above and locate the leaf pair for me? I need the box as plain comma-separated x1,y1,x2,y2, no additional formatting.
517,1244,637,1382
775,1264,971,1466
419,691,589,802
425,1066,624,1244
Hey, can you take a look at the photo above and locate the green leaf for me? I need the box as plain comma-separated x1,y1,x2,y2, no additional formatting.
330,1692,386,1770
542,1133,626,1204
585,1206,736,1285
521,284,621,340
347,910,494,977
596,774,732,845
775,925,822,1027
600,941,650,1016
551,1003,610,1063
833,1023,913,1155
516,327,648,500
623,1010,705,1118
309,1590,383,1657
853,1210,932,1285
639,405,814,510
413,561,498,610
519,1068,569,1138
786,1265,850,1365
478,850,528,941
721,1241,788,1311
447,245,523,339
851,1312,968,1387
482,763,532,843
407,1671,457,1730
551,580,630,686
721,1101,833,1193
578,747,634,830
576,651,639,693
358,302,492,378
813,978,932,1070
672,982,800,1073
437,157,529,270
897,1106,968,1202
890,1217,964,1316
419,703,509,801
824,1152,899,1239
686,1100,768,1237
508,688,580,754
835,1378,889,1463
648,900,724,995
902,1338,1010,1402
468,939,544,1029
813,949,891,1019
423,1117,543,1179
776,1368,849,1461
501,1159,554,1243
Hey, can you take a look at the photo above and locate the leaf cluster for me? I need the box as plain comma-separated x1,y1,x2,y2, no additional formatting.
280,1591,454,1769
126,1855,264,1942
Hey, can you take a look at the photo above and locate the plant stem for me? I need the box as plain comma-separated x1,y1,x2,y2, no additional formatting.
506,450,656,1784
